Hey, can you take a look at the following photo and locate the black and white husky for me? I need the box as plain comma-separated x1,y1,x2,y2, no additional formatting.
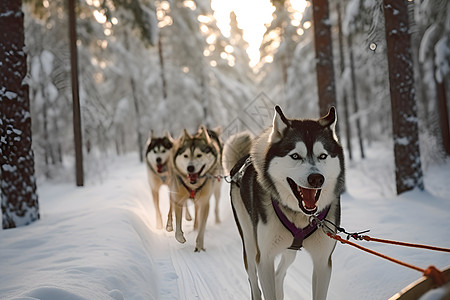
223,106,345,300
145,131,173,230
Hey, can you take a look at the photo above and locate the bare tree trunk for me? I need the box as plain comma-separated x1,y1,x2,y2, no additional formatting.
347,33,365,159
435,77,450,155
311,0,338,118
383,0,424,194
158,34,167,101
130,78,144,162
1,0,40,229
337,3,353,160
123,30,144,162
69,0,84,186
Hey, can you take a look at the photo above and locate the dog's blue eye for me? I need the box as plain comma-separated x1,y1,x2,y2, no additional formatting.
290,153,302,160
318,154,328,160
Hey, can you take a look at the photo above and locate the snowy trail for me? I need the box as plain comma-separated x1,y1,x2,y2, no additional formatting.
1,152,450,300
102,156,255,300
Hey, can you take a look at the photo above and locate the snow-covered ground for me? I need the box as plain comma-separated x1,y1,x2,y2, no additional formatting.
1,145,449,300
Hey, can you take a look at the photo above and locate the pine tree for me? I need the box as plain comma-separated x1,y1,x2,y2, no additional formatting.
1,0,40,228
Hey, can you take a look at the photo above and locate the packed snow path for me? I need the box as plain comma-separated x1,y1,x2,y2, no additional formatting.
1,150,449,300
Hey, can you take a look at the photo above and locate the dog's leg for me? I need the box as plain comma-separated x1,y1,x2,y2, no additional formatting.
275,250,296,299
257,254,277,300
231,196,262,299
184,203,192,221
174,202,186,244
193,202,199,230
166,200,173,232
310,238,336,300
214,182,221,224
194,199,210,252
152,188,163,229
244,239,262,300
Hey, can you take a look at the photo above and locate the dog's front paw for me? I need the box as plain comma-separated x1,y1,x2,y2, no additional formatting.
194,247,205,252
166,223,173,232
175,232,186,244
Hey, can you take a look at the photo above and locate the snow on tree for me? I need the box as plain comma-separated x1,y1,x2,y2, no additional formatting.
416,0,450,156
383,0,424,194
1,0,40,229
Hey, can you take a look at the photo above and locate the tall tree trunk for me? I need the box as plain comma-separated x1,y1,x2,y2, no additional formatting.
69,0,84,186
383,0,424,194
435,77,450,155
347,33,365,159
130,77,144,162
311,0,337,117
123,30,144,162
337,3,352,161
158,34,167,101
1,0,40,229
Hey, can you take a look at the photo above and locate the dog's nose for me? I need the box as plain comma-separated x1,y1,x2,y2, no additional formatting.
308,173,324,188
187,165,195,173
156,157,162,164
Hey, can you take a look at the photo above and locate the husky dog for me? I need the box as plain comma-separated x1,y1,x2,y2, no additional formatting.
145,131,173,230
169,126,222,252
223,106,345,300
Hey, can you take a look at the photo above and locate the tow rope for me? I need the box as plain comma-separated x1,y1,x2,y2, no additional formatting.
319,220,450,288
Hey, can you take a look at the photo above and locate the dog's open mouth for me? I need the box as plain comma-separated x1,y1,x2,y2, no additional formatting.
156,164,166,173
287,178,321,215
188,165,205,184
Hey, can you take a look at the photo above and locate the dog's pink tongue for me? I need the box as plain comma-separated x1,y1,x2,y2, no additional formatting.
300,187,317,209
189,173,198,182
157,164,164,173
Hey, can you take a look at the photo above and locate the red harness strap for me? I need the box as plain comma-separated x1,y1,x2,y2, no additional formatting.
177,176,208,199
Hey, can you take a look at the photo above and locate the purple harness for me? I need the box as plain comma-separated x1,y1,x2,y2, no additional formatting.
272,199,330,250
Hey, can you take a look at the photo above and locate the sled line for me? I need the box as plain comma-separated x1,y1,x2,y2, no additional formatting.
360,235,450,253
318,218,450,253
326,232,448,287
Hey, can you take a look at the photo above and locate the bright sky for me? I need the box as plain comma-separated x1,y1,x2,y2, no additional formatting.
211,0,307,67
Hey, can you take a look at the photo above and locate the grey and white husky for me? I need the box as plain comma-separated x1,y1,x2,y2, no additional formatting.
145,131,173,230
168,126,222,252
223,106,345,300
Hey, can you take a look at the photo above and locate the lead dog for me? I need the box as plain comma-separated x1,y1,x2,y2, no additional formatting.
168,126,222,252
223,106,345,300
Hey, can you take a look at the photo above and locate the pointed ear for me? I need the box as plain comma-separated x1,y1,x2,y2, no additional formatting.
319,106,338,140
183,128,193,140
269,105,290,144
199,126,212,144
180,128,191,144
212,126,222,137
150,130,154,139
165,131,175,144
